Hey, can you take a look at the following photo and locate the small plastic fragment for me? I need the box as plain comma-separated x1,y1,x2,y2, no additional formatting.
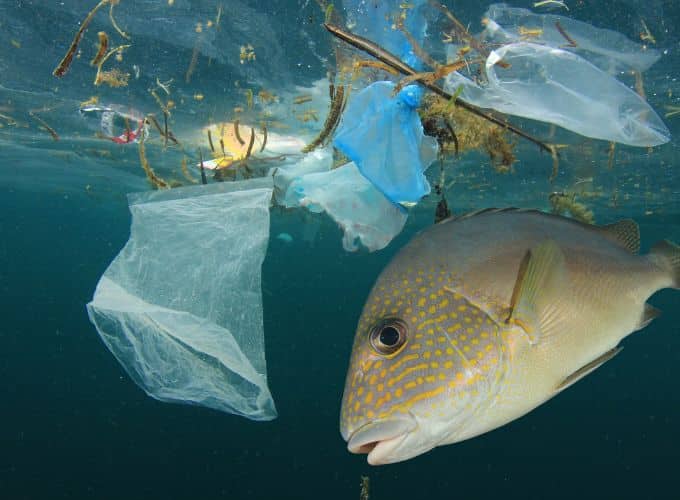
87,180,277,420
80,104,147,144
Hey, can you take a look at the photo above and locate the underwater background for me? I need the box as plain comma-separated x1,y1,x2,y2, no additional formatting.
1,0,680,498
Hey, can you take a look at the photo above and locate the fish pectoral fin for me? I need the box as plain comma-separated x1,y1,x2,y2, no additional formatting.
596,219,640,254
555,347,622,392
506,240,567,346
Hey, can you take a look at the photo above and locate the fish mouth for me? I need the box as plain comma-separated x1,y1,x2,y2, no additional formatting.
346,417,417,465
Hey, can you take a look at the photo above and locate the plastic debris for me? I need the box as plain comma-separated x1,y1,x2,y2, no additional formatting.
271,147,332,206
334,82,439,204
445,42,670,147
276,232,293,243
285,162,408,252
87,179,277,420
80,104,147,144
331,0,438,205
482,3,661,73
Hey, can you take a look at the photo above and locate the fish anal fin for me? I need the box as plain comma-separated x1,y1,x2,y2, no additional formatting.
555,347,622,392
506,240,567,345
636,303,661,331
596,219,640,254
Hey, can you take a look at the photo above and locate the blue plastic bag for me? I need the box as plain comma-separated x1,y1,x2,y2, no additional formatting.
334,82,439,204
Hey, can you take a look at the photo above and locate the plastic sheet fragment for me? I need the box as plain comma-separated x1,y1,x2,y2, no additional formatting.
286,163,408,252
333,82,439,204
482,3,660,73
87,179,277,420
271,147,332,207
445,42,670,147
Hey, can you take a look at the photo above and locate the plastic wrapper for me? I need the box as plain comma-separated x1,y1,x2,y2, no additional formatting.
79,104,148,144
286,163,408,252
445,42,670,147
87,179,277,420
482,3,660,73
334,82,439,204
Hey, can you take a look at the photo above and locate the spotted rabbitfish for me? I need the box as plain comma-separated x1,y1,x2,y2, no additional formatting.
341,209,680,464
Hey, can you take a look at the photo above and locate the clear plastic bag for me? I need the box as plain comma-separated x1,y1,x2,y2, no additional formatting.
87,179,277,420
285,162,408,252
483,3,660,73
445,42,669,147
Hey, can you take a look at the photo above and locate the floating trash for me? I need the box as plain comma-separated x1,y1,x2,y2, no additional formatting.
87,179,277,420
79,104,147,144
334,82,439,204
286,162,408,252
445,42,670,147
482,3,661,73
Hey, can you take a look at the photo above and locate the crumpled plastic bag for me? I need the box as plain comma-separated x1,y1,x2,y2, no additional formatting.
334,82,439,204
86,179,277,420
285,162,408,252
482,3,660,73
445,42,669,147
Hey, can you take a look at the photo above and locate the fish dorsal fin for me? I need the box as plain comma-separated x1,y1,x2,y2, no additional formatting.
596,219,640,254
454,207,528,222
555,347,622,392
506,240,567,345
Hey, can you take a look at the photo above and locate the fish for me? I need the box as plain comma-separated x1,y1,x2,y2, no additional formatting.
340,208,680,465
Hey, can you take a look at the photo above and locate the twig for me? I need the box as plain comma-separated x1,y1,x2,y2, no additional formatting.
323,23,553,154
301,84,346,153
198,148,208,185
53,0,111,77
260,124,268,152
29,113,59,141
90,31,109,66
234,120,245,145
109,0,130,40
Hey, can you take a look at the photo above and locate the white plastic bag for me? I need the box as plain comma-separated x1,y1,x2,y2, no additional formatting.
87,179,277,420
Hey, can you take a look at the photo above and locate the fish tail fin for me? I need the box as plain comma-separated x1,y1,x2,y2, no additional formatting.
649,240,680,289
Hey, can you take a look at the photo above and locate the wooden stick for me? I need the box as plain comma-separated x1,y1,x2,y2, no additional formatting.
323,23,553,154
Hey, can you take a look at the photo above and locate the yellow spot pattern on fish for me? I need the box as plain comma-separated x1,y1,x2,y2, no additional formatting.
341,266,509,429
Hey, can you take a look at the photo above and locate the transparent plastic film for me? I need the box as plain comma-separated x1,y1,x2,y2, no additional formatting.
445,42,670,147
87,180,276,420
482,3,660,73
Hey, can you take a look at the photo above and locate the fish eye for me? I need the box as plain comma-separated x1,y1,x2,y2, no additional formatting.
369,318,408,356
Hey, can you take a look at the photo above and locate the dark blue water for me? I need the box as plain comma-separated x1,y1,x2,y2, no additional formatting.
2,0,680,498
2,187,679,499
